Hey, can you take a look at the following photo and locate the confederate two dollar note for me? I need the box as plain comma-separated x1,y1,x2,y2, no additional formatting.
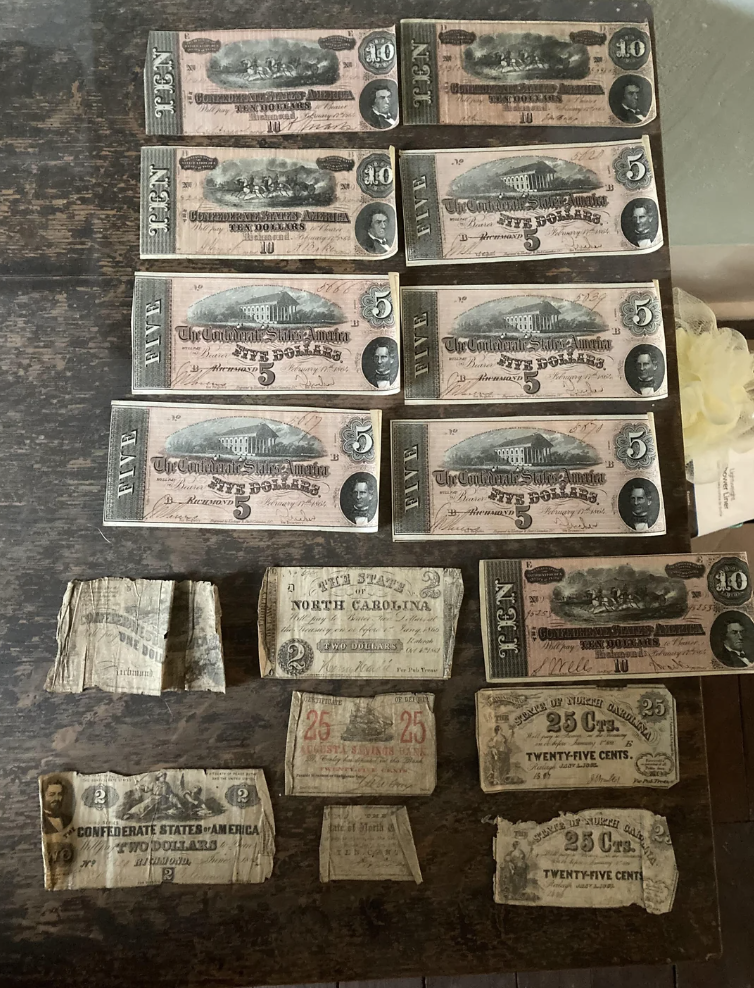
400,19,656,128
285,691,436,795
104,401,381,533
480,553,754,681
132,272,400,396
476,685,678,791
46,578,225,694
493,809,677,913
141,146,398,260
258,566,463,679
400,137,662,265
391,414,665,540
145,28,399,136
320,805,422,883
40,769,274,889
402,282,667,403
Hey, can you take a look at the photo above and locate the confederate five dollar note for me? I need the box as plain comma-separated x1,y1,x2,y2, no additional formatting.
320,805,423,883
40,769,275,890
480,553,754,681
476,685,678,792
145,28,399,136
391,414,665,540
400,18,656,128
258,566,463,679
402,282,667,403
141,146,398,260
285,691,436,795
493,809,677,913
104,401,381,533
132,272,401,396
400,137,662,265
46,578,225,694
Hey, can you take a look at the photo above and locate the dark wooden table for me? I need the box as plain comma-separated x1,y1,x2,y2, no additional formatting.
0,1,720,985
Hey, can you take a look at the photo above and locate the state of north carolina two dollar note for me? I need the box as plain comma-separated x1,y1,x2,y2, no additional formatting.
104,401,381,533
141,146,398,260
400,18,656,128
391,415,665,539
145,28,399,136
401,137,662,265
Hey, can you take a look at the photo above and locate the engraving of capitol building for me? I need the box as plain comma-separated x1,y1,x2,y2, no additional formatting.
499,299,561,335
494,433,555,467
217,423,280,456
499,161,558,193
239,291,301,324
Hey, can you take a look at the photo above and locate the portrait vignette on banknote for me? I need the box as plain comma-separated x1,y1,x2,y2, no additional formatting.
258,566,464,680
400,18,656,128
400,137,663,266
476,685,679,792
103,401,382,533
479,552,754,682
319,805,423,883
493,808,678,914
132,272,402,396
40,769,275,890
285,691,437,796
140,145,399,260
145,27,400,136
401,281,668,403
46,578,225,695
391,414,666,540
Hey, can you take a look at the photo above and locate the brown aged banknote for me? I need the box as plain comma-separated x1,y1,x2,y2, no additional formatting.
400,19,656,128
104,401,381,533
141,146,398,260
319,805,422,883
391,415,665,540
132,272,401,396
493,809,677,913
40,769,275,890
285,691,436,795
400,137,662,265
476,685,678,792
46,578,224,695
146,28,399,136
258,566,463,679
480,553,754,681
402,282,667,403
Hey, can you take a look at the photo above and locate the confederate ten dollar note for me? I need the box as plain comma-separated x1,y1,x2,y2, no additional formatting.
400,18,656,128
40,769,275,889
104,401,381,533
141,146,398,260
402,282,667,403
258,566,464,679
476,685,678,791
493,809,677,913
400,137,662,265
145,28,399,136
285,691,436,795
132,272,401,396
479,553,754,681
391,414,665,540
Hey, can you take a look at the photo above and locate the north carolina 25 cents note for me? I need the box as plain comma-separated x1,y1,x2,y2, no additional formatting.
258,566,464,679
146,28,399,136
40,769,275,889
480,553,754,681
104,401,381,533
132,272,401,396
493,808,678,913
285,691,436,795
402,282,667,403
401,137,662,265
141,146,397,260
401,18,656,128
391,414,665,540
476,685,678,792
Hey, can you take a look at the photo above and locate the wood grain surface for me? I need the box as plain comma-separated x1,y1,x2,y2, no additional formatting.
0,0,720,985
